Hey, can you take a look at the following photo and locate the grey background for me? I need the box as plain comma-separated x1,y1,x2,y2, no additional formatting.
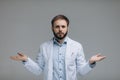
0,0,120,80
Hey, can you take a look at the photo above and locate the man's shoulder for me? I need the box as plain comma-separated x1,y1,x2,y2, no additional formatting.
68,38,82,47
40,39,53,47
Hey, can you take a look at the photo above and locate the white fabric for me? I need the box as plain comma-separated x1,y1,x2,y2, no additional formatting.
24,37,93,80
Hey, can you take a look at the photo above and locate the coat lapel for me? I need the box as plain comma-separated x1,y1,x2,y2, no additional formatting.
47,39,53,80
65,37,71,80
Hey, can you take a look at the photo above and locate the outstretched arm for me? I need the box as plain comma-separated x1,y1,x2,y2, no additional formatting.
10,52,44,75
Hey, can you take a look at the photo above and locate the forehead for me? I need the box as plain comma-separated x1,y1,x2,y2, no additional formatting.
54,19,67,25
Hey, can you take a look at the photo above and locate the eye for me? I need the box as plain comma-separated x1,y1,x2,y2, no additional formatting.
62,25,66,28
55,25,60,28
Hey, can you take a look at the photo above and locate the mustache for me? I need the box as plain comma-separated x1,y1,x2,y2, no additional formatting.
53,30,68,40
57,31,64,34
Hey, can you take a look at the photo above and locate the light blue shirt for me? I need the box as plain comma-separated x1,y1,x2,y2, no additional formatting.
53,37,67,80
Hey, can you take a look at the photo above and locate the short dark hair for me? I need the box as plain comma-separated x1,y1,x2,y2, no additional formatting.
51,14,69,27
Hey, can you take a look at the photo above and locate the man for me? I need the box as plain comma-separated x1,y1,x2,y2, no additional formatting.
10,15,106,80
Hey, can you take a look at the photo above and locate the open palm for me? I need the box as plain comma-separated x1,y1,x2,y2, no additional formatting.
10,52,28,61
89,54,106,64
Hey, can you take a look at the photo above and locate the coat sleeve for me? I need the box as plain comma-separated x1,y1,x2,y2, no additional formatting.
76,45,95,76
23,46,45,75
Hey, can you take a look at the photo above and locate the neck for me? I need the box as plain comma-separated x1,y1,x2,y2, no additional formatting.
57,39,64,44
55,37,65,44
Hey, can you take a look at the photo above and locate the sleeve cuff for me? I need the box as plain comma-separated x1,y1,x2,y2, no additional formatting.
22,58,29,64
89,62,96,68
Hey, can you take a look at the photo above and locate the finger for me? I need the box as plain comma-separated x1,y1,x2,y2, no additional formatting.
10,56,19,61
10,56,14,60
101,56,106,59
96,53,102,57
99,56,106,61
96,53,105,57
17,52,24,56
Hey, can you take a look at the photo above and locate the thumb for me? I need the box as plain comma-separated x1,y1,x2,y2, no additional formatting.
17,52,24,56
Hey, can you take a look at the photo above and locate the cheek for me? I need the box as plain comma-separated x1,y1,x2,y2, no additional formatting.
53,29,58,33
64,28,68,33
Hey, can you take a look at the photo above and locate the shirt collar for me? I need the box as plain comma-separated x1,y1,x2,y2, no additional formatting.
53,36,68,45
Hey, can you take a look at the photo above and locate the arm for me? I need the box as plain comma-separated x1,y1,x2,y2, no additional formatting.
76,47,92,75
10,52,45,75
76,47,106,75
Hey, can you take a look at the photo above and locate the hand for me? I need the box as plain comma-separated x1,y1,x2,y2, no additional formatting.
10,52,28,62
89,53,106,64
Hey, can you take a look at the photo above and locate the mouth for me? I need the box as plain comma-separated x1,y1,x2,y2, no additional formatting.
58,32,64,35
53,31,68,40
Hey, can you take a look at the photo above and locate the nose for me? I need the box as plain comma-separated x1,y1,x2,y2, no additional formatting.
59,26,63,31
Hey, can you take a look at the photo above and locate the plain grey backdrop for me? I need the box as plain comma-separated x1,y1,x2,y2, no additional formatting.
0,0,120,80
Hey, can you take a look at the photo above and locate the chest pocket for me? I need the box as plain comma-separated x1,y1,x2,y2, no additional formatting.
67,51,77,66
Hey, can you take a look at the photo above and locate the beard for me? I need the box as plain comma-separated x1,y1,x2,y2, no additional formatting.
53,30,68,40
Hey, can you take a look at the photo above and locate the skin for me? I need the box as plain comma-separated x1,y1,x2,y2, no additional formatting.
10,19,106,64
52,19,68,44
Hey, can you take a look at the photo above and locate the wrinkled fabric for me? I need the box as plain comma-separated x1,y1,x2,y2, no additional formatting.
23,37,95,80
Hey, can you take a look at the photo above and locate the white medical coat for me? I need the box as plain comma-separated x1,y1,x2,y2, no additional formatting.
24,37,93,80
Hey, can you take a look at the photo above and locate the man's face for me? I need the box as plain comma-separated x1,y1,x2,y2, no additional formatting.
52,19,68,40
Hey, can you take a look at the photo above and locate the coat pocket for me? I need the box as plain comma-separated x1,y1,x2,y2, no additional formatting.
67,52,77,66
